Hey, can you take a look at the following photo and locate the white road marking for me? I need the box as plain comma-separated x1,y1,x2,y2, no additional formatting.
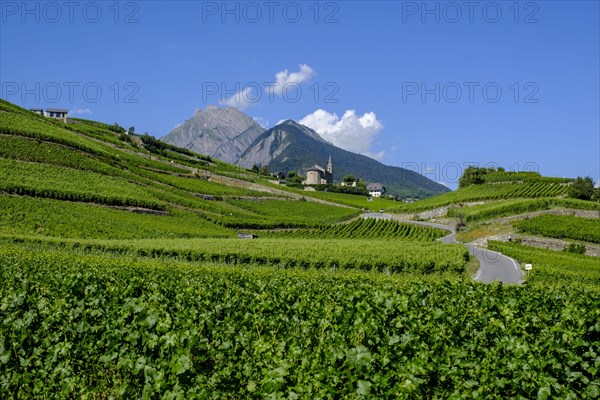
511,258,519,271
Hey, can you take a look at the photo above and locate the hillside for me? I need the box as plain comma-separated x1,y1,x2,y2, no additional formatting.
238,120,450,198
0,100,367,237
1,100,599,398
388,171,577,214
392,169,600,259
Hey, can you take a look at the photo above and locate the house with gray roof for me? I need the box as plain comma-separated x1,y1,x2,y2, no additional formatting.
366,183,386,197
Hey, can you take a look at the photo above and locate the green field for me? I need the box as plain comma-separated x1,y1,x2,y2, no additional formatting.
488,241,600,287
1,235,469,274
1,245,598,398
447,197,600,222
276,188,400,210
261,218,447,241
514,214,600,244
387,178,571,214
0,196,232,239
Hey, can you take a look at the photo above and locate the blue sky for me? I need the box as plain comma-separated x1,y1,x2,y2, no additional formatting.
1,1,598,188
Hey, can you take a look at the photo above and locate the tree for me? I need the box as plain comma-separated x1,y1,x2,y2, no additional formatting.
128,126,135,134
251,164,260,173
458,166,487,188
593,186,600,202
260,165,269,175
343,175,356,183
567,176,594,200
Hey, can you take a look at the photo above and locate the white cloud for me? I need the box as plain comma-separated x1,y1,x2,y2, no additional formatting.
221,86,256,110
252,116,269,128
69,108,92,115
299,109,384,158
268,64,315,96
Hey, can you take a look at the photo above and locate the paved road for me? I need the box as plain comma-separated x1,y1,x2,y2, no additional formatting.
363,213,523,284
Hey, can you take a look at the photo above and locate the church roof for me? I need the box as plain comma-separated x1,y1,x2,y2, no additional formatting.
306,164,326,172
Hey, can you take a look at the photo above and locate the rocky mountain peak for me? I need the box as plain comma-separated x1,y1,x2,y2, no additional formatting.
161,106,265,164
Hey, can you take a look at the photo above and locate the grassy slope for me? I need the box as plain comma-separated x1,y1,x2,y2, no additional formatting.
385,171,599,256
387,176,573,214
0,100,365,235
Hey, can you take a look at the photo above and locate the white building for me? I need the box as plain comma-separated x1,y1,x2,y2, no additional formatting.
29,108,68,123
366,183,386,197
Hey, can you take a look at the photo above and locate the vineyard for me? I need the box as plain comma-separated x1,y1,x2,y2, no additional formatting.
273,188,400,210
0,101,363,230
0,195,233,239
481,171,574,184
388,179,570,214
2,236,470,274
2,99,600,398
488,241,600,287
1,246,599,398
263,218,446,241
514,214,600,244
447,197,600,222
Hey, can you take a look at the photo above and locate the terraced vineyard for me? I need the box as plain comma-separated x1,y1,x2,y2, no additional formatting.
263,218,446,240
3,236,469,274
0,195,233,239
1,245,599,398
2,100,600,398
388,177,571,214
514,214,600,244
0,101,358,229
447,198,600,222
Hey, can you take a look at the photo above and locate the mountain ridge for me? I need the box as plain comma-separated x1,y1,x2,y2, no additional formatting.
162,107,450,198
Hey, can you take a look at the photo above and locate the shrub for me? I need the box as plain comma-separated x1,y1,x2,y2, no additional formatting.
563,243,586,254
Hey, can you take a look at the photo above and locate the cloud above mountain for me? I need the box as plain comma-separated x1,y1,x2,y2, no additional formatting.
299,109,384,160
220,64,316,110
221,87,256,110
268,64,316,96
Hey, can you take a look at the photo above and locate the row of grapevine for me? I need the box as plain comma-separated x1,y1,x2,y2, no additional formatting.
0,134,130,178
132,167,273,198
514,214,600,244
388,181,572,214
0,107,188,174
482,171,573,184
225,199,359,227
265,218,446,241
0,158,167,210
447,197,600,222
1,246,598,398
6,235,469,274
0,195,233,239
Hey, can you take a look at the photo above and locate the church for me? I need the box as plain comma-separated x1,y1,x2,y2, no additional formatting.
303,156,333,185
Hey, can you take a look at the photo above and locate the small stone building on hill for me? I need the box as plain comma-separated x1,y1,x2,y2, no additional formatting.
303,156,333,185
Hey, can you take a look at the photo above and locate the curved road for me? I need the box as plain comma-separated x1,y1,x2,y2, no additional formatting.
364,213,523,284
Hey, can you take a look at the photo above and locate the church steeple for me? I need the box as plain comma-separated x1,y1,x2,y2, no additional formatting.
326,155,333,175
